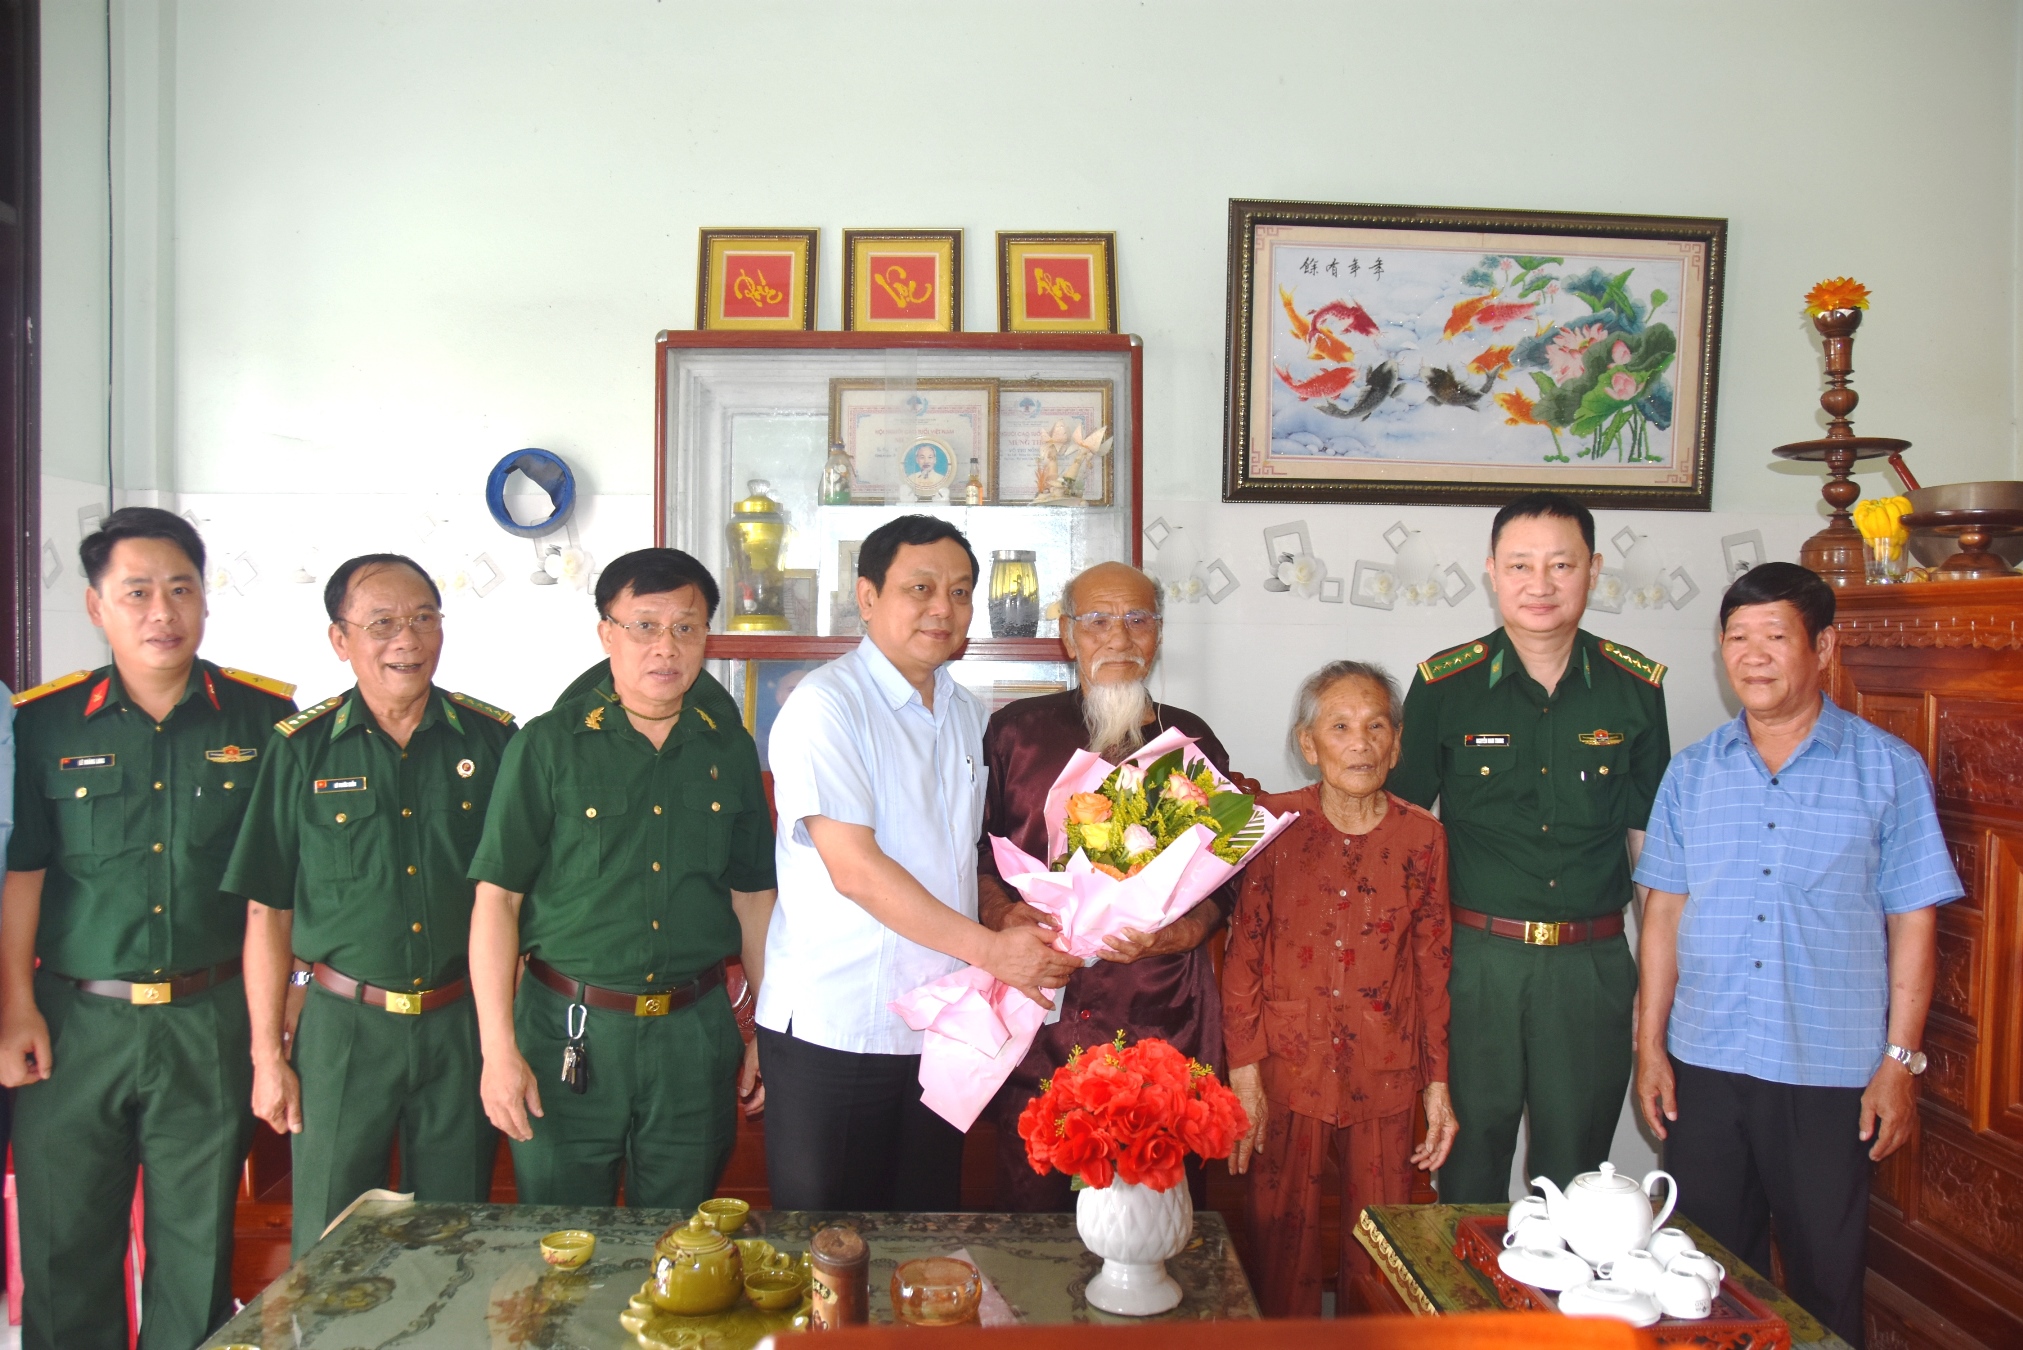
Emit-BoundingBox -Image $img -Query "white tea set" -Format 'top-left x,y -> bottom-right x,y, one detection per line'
1497,1162 -> 1725,1327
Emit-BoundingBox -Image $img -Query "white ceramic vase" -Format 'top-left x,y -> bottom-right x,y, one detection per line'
1075,1177 -> 1191,1316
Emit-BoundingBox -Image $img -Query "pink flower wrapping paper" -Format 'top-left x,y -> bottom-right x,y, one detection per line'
890,728 -> 1297,1130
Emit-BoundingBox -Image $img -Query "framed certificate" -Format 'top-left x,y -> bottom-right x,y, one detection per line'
995,380 -> 1114,506
828,380 -> 997,504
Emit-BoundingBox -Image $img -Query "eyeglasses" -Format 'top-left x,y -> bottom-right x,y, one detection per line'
603,617 -> 705,644
343,613 -> 442,641
1069,609 -> 1161,636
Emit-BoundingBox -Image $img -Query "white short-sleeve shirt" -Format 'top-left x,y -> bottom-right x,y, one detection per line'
757,638 -> 987,1054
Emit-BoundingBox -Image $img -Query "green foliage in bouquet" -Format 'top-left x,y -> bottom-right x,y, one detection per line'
1054,749 -> 1263,878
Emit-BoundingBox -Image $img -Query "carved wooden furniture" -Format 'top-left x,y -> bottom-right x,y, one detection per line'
1826,575 -> 2023,1349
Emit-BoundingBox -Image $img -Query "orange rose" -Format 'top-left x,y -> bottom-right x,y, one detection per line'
1065,793 -> 1114,824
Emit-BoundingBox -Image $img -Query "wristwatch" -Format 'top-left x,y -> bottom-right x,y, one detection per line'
1885,1043 -> 1928,1075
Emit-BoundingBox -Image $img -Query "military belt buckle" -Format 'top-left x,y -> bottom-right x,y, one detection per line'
129,981 -> 172,1005
635,993 -> 670,1017
1525,921 -> 1562,947
383,990 -> 423,1015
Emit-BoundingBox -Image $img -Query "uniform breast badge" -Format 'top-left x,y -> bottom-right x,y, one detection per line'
457,758 -> 475,778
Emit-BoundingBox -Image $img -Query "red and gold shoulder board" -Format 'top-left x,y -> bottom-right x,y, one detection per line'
1600,641 -> 1666,687
218,667 -> 297,700
11,670 -> 92,708
1418,641 -> 1489,684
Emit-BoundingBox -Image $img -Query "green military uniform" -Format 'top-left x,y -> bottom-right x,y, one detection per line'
1388,628 -> 1668,1202
7,660 -> 296,1350
468,662 -> 773,1209
221,685 -> 517,1256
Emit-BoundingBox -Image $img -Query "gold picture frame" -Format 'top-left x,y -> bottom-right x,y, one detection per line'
997,232 -> 1116,333
696,228 -> 818,331
843,229 -> 962,332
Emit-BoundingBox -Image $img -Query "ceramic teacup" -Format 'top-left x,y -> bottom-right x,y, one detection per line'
1558,1279 -> 1660,1326
1667,1249 -> 1726,1295
1594,1248 -> 1665,1295
1502,1216 -> 1566,1252
1645,1227 -> 1698,1266
1506,1195 -> 1551,1229
1656,1267 -> 1714,1319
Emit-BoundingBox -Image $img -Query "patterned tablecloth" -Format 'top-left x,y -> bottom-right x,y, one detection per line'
1353,1203 -> 1852,1350
200,1200 -> 1258,1348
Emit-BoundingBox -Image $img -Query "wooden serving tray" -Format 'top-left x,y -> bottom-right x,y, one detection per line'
1452,1216 -> 1791,1350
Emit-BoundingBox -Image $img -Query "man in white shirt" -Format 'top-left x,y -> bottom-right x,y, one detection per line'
758,515 -> 1079,1210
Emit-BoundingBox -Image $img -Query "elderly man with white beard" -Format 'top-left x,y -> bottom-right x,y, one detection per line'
977,561 -> 1255,1210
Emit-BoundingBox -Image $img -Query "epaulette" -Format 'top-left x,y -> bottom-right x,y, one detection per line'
448,690 -> 514,725
1600,640 -> 1666,687
275,695 -> 343,738
219,667 -> 298,700
11,670 -> 91,707
1418,640 -> 1489,684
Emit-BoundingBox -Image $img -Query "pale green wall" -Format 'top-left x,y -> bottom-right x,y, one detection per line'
44,0 -> 2023,507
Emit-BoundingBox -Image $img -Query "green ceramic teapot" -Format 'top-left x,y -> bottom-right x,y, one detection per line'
651,1214 -> 745,1314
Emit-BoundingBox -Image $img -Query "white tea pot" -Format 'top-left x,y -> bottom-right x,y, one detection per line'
1531,1163 -> 1677,1267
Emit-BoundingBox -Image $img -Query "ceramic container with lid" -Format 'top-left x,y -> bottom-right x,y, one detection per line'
1531,1162 -> 1677,1267
650,1214 -> 745,1314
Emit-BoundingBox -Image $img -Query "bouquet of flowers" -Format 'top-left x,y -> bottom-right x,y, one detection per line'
1018,1033 -> 1250,1192
891,728 -> 1296,1131
1058,747 -> 1270,879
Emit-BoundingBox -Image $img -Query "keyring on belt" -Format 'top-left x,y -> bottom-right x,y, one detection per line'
566,1002 -> 588,1042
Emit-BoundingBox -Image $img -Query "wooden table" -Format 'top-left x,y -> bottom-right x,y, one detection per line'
199,1199 -> 1258,1348
1353,1204 -> 1853,1350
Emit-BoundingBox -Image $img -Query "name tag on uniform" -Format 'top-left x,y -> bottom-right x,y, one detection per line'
59,754 -> 115,769
313,777 -> 368,793
1463,734 -> 1510,748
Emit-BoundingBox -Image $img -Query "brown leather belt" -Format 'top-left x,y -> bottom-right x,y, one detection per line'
527,956 -> 724,1017
312,962 -> 469,1015
1452,906 -> 1624,947
71,958 -> 243,1005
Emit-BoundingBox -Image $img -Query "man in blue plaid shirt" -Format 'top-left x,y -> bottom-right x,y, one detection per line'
1632,562 -> 1958,1349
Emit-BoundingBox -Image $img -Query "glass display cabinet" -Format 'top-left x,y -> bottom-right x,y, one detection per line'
655,331 -> 1143,764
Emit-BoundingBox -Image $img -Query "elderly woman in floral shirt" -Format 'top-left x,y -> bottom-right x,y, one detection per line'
1224,660 -> 1457,1317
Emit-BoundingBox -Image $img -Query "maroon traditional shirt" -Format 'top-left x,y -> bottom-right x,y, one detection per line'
1223,785 -> 1452,1126
979,690 -> 1242,1123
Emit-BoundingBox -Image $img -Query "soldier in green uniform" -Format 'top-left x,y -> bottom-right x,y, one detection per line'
1389,493 -> 1669,1202
225,553 -> 517,1258
0,508 -> 297,1350
469,547 -> 775,1209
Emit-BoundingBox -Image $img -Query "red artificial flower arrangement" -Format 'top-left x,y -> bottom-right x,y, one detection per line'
1017,1033 -> 1251,1193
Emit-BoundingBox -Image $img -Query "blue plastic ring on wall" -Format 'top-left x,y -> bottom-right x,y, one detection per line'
486,448 -> 576,538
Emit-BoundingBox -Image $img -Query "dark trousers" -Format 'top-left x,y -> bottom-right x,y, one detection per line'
1665,1058 -> 1871,1349
290,983 -> 496,1257
14,971 -> 253,1350
508,973 -> 742,1210
1440,924 -> 1638,1202
757,1025 -> 964,1211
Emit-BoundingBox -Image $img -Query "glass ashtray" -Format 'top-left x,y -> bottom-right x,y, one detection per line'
890,1256 -> 982,1327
